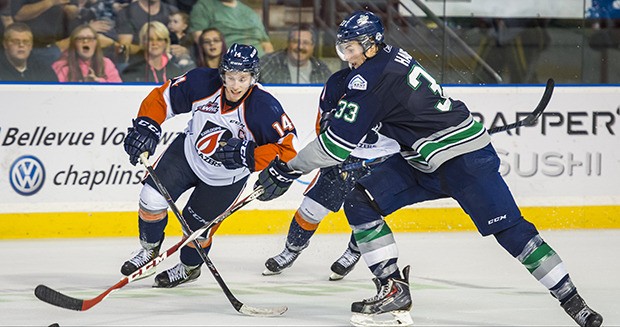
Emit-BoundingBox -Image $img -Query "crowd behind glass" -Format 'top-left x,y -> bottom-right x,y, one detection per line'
1,0 -> 619,85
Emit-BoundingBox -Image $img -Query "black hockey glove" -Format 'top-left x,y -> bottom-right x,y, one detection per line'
319,109 -> 336,133
212,138 -> 256,171
123,116 -> 161,166
254,157 -> 301,201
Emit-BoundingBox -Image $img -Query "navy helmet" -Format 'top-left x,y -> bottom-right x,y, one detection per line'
219,43 -> 260,84
336,10 -> 385,52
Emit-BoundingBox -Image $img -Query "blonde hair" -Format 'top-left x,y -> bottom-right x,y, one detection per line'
139,21 -> 171,54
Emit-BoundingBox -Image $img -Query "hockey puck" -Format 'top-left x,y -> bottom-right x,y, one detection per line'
48,324 -> 59,327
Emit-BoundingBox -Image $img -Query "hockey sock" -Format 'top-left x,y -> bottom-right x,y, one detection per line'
138,214 -> 167,245
180,243 -> 211,267
494,219 -> 577,303
345,186 -> 399,282
518,235 -> 577,303
347,232 -> 360,253
285,211 -> 317,252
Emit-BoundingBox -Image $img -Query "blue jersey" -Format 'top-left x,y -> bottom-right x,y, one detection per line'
320,46 -> 491,172
319,68 -> 400,160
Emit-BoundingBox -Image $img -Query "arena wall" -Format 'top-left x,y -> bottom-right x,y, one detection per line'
1,83 -> 618,238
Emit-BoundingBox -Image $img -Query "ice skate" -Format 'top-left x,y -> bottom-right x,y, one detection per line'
329,247 -> 361,281
561,293 -> 603,327
120,240 -> 162,279
350,266 -> 413,327
153,263 -> 201,288
262,247 -> 301,275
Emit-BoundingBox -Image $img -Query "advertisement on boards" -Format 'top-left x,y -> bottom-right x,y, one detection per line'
0,84 -> 618,214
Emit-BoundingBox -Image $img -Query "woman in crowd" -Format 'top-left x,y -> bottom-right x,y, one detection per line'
122,21 -> 189,82
196,27 -> 226,68
52,24 -> 122,83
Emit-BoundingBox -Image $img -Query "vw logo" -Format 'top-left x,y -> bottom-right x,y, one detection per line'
9,155 -> 46,196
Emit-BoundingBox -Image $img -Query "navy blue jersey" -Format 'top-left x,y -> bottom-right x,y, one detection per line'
319,67 -> 400,160
319,68 -> 351,114
319,46 -> 491,172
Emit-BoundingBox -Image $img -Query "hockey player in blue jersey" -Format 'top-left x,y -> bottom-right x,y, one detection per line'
121,43 -> 298,288
254,11 -> 603,327
262,68 -> 399,280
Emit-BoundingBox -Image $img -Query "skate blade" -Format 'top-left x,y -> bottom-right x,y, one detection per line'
262,268 -> 282,276
350,311 -> 413,327
329,272 -> 345,281
152,276 -> 199,288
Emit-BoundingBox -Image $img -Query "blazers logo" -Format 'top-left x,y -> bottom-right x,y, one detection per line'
348,74 -> 367,90
10,155 -> 45,196
196,122 -> 232,156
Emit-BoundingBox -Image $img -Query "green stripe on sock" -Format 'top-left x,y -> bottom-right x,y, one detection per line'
354,223 -> 392,244
522,243 -> 556,272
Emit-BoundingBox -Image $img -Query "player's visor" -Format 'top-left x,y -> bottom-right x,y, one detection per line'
335,40 -> 364,61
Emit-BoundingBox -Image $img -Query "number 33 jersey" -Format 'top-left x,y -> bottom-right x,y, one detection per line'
136,68 -> 298,185
323,45 -> 491,173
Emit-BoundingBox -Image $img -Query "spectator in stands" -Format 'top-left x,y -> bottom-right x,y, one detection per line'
0,22 -> 57,81
167,11 -> 194,69
0,23 -> 58,82
121,21 -> 187,82
260,24 -> 331,84
115,0 -> 177,58
189,0 -> 272,57
11,0 -> 77,66
195,27 -> 226,68
52,24 -> 122,82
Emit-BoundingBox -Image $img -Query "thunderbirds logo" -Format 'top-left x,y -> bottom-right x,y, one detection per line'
10,155 -> 45,196
357,14 -> 369,25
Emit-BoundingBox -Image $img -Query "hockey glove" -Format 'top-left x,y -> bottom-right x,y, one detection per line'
254,157 -> 301,201
212,138 -> 256,171
319,109 -> 336,133
124,116 -> 161,166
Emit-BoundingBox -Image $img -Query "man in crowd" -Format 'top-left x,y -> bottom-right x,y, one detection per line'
260,24 -> 332,84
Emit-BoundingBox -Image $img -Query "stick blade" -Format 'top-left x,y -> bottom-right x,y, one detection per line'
523,78 -> 555,125
238,304 -> 288,317
35,284 -> 86,311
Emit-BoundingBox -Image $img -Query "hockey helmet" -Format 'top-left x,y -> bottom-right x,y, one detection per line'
219,43 -> 260,84
336,10 -> 384,60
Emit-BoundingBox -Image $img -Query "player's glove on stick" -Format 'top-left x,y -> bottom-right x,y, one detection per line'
212,138 -> 256,171
124,116 -> 161,166
254,157 -> 301,201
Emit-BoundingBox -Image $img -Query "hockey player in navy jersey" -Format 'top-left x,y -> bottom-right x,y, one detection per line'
121,43 -> 298,288
254,11 -> 603,327
262,68 -> 400,280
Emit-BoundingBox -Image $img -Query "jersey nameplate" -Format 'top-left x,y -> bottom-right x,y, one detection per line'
348,74 -> 368,90
394,48 -> 412,67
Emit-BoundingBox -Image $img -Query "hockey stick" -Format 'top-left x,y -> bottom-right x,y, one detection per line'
339,154 -> 392,172
138,153 -> 286,317
340,78 -> 555,172
487,78 -> 554,133
34,180 -> 264,312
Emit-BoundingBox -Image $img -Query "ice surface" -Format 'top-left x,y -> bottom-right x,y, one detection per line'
1,230 -> 617,326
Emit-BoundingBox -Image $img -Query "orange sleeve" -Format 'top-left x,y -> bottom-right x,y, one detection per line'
253,133 -> 297,171
136,80 -> 171,124
314,109 -> 322,136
